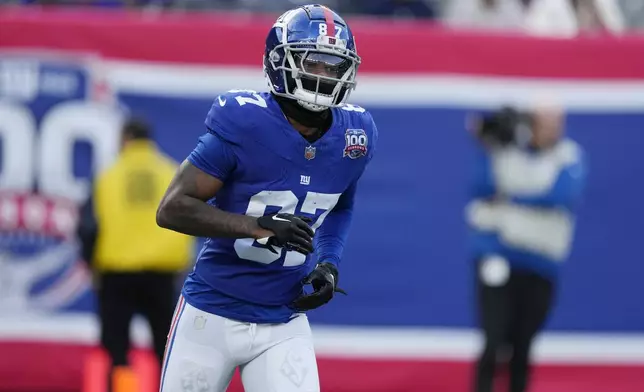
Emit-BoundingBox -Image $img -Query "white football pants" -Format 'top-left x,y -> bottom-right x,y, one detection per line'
159,296 -> 320,392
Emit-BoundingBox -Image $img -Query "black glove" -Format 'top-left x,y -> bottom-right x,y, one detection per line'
256,213 -> 314,255
291,262 -> 347,311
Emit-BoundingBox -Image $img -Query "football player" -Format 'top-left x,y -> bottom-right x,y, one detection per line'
156,4 -> 377,392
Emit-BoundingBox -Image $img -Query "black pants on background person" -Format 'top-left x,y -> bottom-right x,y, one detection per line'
474,259 -> 555,392
98,271 -> 177,368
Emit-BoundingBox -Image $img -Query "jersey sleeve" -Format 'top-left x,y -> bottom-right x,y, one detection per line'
362,109 -> 379,163
192,90 -> 267,179
314,179 -> 358,267
204,96 -> 232,140
204,90 -> 264,145
187,132 -> 237,181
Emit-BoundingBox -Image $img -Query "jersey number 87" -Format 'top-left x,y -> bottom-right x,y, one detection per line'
234,190 -> 341,267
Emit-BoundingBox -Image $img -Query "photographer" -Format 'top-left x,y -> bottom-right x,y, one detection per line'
465,103 -> 587,392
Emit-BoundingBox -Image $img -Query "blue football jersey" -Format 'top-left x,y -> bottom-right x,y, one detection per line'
182,90 -> 377,324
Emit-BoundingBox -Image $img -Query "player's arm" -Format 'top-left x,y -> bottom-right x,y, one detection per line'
315,179 -> 357,267
156,160 -> 270,239
293,114 -> 378,310
291,180 -> 357,311
157,132 -> 313,253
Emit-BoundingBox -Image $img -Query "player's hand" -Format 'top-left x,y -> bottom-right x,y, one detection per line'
256,213 -> 314,255
291,262 -> 347,311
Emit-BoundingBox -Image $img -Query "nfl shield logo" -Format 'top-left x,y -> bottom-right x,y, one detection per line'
305,145 -> 316,160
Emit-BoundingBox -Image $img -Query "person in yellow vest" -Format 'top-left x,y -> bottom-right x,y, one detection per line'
77,117 -> 194,392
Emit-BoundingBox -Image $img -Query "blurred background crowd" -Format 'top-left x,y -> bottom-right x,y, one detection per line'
0,0 -> 642,36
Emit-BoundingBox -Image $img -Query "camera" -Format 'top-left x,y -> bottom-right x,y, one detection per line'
476,106 -> 532,147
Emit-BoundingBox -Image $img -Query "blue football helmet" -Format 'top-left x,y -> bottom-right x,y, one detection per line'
263,4 -> 361,112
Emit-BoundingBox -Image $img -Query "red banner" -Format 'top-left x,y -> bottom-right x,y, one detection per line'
1,7 -> 644,78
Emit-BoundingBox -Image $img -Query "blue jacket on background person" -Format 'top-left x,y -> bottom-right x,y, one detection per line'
466,106 -> 588,281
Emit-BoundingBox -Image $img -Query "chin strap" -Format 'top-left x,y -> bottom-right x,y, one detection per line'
273,94 -> 332,130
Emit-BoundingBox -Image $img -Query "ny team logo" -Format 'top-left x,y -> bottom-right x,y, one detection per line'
343,129 -> 368,159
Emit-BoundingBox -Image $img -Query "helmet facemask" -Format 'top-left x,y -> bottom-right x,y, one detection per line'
266,35 -> 360,112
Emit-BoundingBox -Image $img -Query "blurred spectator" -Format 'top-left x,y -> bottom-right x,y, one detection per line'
575,0 -> 625,34
172,0 -> 238,11
77,117 -> 194,392
171,0 -> 342,13
443,0 -> 626,36
358,0 -> 437,19
443,0 -> 525,31
12,0 -> 170,7
619,0 -> 644,29
524,0 -> 579,37
466,102 -> 587,392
